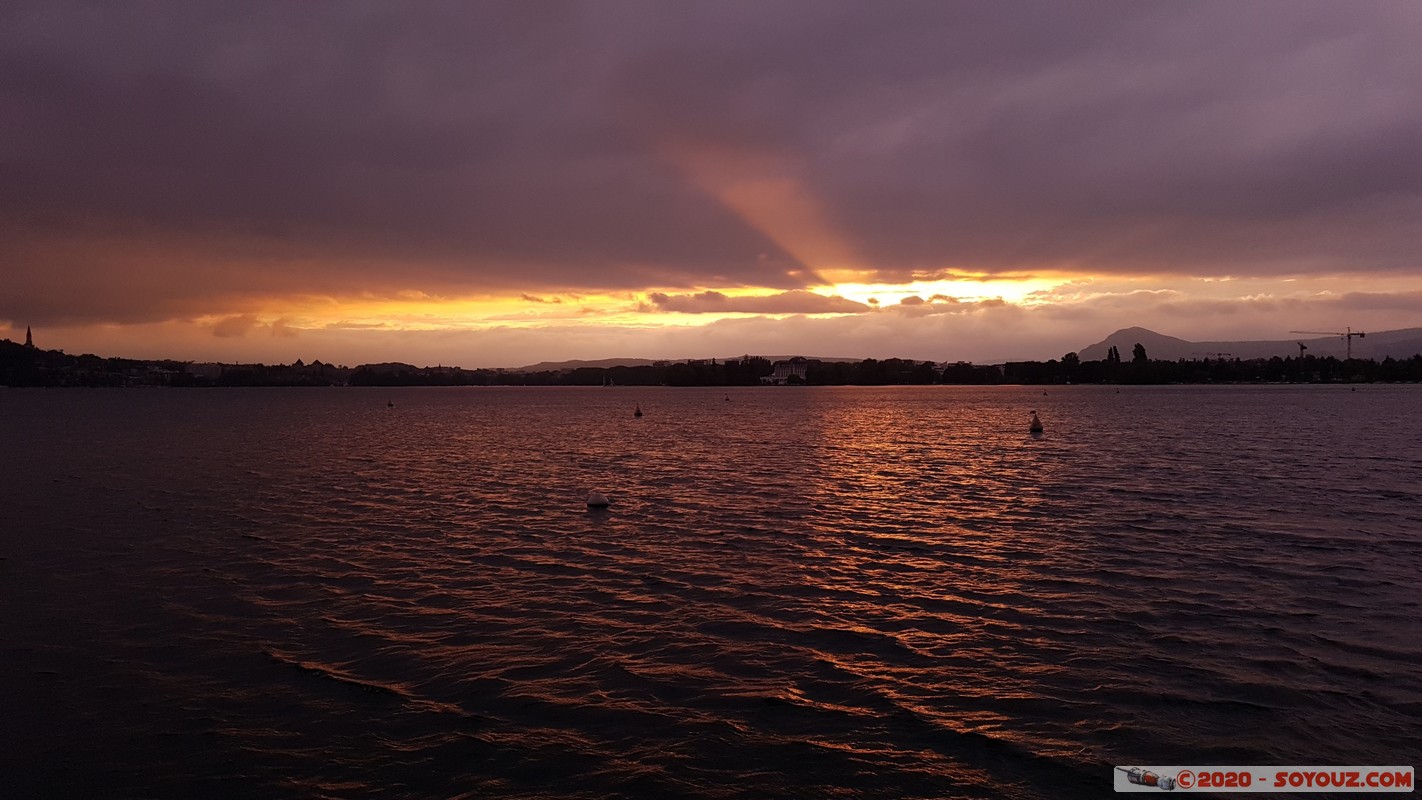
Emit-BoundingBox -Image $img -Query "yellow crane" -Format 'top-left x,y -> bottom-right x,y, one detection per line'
1290,327 -> 1366,360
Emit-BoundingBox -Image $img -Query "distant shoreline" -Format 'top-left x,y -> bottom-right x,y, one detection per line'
5,336 -> 1421,388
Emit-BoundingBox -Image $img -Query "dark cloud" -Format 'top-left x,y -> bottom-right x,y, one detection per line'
211,314 -> 261,338
874,295 -> 1017,318
1333,290 -> 1422,312
645,289 -> 868,314
2,0 -> 1420,328
210,313 -> 296,338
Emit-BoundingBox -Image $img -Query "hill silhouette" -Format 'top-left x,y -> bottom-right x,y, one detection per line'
1079,327 -> 1422,361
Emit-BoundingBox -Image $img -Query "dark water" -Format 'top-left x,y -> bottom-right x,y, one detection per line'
2,385 -> 1419,799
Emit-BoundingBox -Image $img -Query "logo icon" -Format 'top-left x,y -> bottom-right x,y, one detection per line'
1117,766 -> 1177,791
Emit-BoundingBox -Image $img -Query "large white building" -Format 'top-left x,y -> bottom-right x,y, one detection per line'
762,357 -> 809,385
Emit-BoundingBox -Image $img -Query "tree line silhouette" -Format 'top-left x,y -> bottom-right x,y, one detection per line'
4,337 -> 1421,387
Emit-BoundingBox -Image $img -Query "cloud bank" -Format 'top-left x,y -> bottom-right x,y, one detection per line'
2,0 -> 1419,361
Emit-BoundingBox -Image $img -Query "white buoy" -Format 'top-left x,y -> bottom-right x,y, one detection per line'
1029,411 -> 1044,434
586,491 -> 610,508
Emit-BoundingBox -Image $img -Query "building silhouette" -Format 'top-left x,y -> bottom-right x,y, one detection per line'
762,356 -> 809,385
24,325 -> 33,348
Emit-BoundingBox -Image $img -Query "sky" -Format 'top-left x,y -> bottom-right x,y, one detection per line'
3,1 -> 1421,368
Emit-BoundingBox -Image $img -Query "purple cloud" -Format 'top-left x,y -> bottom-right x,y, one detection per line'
2,0 -> 1419,337
645,290 -> 869,314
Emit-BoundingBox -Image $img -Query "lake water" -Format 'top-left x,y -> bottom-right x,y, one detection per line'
2,385 -> 1419,798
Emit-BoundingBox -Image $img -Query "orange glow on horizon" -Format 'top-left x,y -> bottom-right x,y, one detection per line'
824,276 -> 1067,306
190,284 -> 884,337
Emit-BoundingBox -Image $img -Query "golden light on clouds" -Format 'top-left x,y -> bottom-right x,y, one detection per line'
192,292 -> 615,336
173,266 -> 1422,352
652,138 -> 1092,313
828,277 -> 1065,307
196,287 -> 792,338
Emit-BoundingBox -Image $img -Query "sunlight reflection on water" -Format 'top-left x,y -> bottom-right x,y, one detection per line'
2,385 -> 1420,799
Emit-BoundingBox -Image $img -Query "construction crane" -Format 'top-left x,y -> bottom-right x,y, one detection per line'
1290,327 -> 1366,360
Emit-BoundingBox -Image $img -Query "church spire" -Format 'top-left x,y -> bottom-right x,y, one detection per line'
24,325 -> 33,348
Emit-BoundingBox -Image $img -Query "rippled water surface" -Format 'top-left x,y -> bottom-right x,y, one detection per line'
3,385 -> 1420,798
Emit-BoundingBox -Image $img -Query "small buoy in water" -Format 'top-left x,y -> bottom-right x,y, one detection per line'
1029,411 -> 1044,434
586,491 -> 610,508
634,404 -> 643,417
387,400 -> 395,407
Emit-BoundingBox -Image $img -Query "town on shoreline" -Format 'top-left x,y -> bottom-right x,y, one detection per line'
4,336 -> 1420,388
